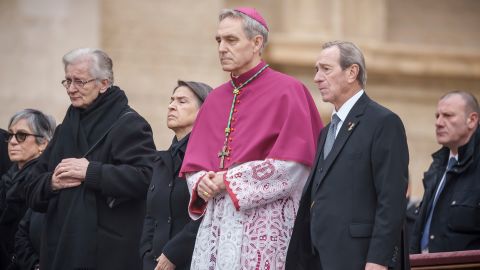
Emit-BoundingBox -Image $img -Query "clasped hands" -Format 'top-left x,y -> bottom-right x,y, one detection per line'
51,158 -> 89,191
197,171 -> 226,201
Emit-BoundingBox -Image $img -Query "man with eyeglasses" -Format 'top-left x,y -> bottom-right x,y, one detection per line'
24,48 -> 157,270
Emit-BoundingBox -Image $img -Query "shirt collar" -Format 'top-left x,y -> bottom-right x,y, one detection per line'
332,89 -> 364,122
449,152 -> 458,161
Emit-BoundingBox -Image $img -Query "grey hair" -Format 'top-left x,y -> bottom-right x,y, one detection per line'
174,80 -> 213,107
8,109 -> 56,144
219,9 -> 268,54
441,90 -> 480,115
322,41 -> 367,89
63,48 -> 114,86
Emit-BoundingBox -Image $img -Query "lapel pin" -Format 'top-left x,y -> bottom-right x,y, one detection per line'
347,122 -> 355,131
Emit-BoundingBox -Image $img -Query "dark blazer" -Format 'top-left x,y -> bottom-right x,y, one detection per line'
286,94 -> 409,270
410,127 -> 480,253
140,138 -> 201,270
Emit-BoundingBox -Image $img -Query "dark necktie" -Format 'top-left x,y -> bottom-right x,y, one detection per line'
323,114 -> 341,159
420,156 -> 457,252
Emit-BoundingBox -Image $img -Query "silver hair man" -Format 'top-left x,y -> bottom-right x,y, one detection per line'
62,48 -> 114,86
322,41 -> 367,89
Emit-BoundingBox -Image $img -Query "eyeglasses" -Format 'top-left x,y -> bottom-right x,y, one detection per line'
6,132 -> 43,143
61,78 -> 97,89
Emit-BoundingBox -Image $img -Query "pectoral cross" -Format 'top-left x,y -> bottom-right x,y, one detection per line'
218,145 -> 230,169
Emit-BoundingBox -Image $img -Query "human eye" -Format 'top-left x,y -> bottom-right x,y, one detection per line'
73,79 -> 84,86
222,35 -> 236,44
6,132 -> 14,142
323,66 -> 332,73
16,132 -> 28,142
61,79 -> 72,88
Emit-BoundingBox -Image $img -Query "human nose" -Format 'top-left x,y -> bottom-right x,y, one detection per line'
8,134 -> 19,145
66,83 -> 78,93
435,116 -> 444,127
314,70 -> 324,83
218,40 -> 227,53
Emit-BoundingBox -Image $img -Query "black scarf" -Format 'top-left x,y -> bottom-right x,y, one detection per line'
43,86 -> 129,270
169,134 -> 189,175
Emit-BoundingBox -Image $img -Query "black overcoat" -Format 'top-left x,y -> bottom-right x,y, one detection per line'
140,137 -> 200,270
0,159 -> 37,269
24,87 -> 157,270
14,209 -> 44,270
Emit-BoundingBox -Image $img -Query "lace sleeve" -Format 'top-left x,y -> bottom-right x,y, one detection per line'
224,159 -> 309,211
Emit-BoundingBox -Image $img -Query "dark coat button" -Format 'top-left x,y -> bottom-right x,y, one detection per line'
167,217 -> 172,223
168,182 -> 173,188
150,184 -> 155,191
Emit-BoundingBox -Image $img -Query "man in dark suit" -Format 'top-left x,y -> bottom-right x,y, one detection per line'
410,91 -> 480,254
286,41 -> 409,270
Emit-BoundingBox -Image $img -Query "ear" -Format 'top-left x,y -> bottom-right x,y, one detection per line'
99,79 -> 110,94
346,64 -> 360,84
467,112 -> 479,129
252,35 -> 264,54
38,140 -> 48,153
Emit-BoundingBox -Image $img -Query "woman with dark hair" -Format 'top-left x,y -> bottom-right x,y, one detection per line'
0,109 -> 55,269
140,80 -> 212,270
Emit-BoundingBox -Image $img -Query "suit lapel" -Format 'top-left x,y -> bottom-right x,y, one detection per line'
302,128 -> 328,196
312,94 -> 370,194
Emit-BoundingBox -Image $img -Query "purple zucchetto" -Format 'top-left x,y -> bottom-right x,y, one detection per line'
234,7 -> 269,31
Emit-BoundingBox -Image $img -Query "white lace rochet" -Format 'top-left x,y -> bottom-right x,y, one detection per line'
186,159 -> 309,270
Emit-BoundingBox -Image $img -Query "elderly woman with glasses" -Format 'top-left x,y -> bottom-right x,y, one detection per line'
0,109 -> 55,270
23,48 -> 157,270
139,80 -> 212,270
